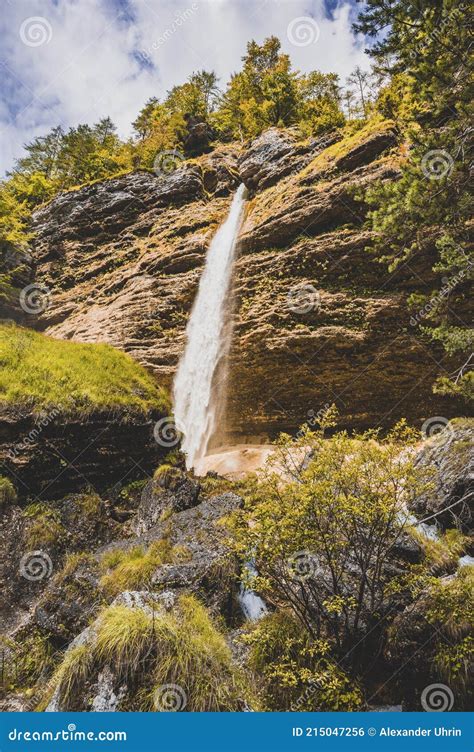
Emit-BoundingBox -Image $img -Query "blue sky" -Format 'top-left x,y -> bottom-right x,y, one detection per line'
0,0 -> 369,175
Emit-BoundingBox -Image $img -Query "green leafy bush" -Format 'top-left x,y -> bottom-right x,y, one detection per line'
231,409 -> 428,655
243,611 -> 362,711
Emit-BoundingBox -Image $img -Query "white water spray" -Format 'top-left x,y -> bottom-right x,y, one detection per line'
173,184 -> 247,470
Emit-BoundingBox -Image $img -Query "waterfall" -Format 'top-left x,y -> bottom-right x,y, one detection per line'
173,184 -> 247,471
238,561 -> 268,621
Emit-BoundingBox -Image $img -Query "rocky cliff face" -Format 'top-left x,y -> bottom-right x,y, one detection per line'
0,404 -> 164,501
30,147 -> 239,378
28,124 -> 462,440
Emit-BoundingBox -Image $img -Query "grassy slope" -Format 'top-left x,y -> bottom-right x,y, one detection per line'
0,323 -> 169,415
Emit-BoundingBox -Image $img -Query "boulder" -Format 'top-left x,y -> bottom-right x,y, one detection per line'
411,419 -> 473,533
134,469 -> 201,534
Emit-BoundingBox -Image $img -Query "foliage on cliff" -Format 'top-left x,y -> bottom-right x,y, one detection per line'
359,0 -> 472,399
0,323 -> 169,415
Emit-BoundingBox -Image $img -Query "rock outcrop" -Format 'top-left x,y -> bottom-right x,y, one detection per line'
412,419 -> 473,533
0,404 -> 165,502
24,123 -> 464,440
134,467 -> 201,534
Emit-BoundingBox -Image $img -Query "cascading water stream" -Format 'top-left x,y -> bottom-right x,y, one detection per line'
173,183 -> 247,471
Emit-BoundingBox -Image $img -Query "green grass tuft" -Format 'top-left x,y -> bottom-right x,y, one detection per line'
95,605 -> 154,679
99,540 -> 175,597
411,526 -> 470,571
22,503 -> 66,550
0,476 -> 17,506
50,594 -> 250,711
53,643 -> 95,708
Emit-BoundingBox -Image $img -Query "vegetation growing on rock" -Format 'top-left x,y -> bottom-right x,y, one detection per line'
0,477 -> 16,507
243,611 -> 362,711
0,323 -> 169,415
50,594 -> 249,712
99,540 -> 187,597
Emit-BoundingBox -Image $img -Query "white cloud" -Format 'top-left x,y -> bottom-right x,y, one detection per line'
0,0 -> 370,175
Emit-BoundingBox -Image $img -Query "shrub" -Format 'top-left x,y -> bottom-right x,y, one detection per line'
0,632 -> 52,692
243,611 -> 362,711
426,566 -> 473,640
231,410 -> 428,657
